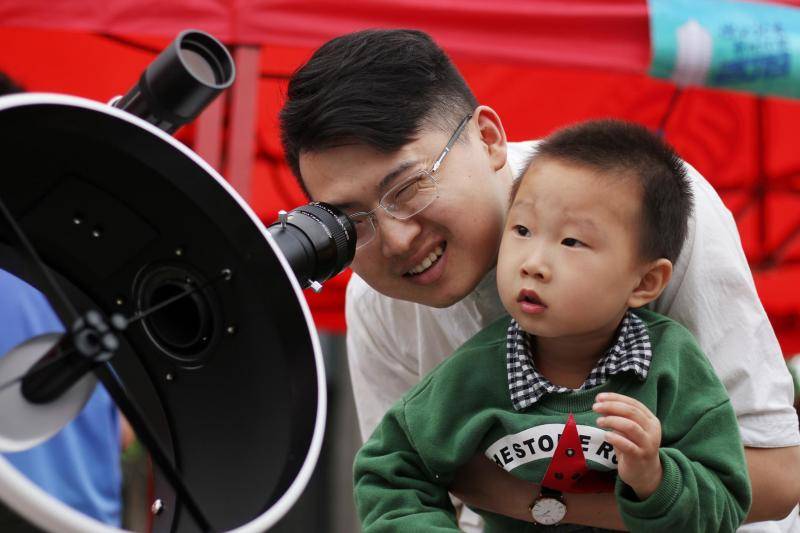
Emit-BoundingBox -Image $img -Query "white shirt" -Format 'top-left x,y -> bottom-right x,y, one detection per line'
346,141 -> 800,532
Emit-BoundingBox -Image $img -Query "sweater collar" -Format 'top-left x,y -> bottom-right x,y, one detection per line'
506,311 -> 652,411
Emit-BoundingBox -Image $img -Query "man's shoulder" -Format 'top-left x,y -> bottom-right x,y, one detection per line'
452,314 -> 512,355
635,308 -> 701,351
403,315 -> 512,404
634,308 -> 719,381
345,272 -> 379,302
345,273 -> 419,318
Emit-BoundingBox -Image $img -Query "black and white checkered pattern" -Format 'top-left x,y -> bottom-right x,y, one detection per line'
507,311 -> 652,411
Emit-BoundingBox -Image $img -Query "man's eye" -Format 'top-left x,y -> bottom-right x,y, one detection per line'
513,225 -> 531,237
561,237 -> 584,247
389,178 -> 422,206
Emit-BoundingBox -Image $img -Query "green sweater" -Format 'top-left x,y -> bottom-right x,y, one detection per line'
354,309 -> 751,532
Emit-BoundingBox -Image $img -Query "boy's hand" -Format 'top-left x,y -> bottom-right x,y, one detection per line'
593,392 -> 663,500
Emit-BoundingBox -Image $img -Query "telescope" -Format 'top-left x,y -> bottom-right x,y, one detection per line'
0,30 -> 355,532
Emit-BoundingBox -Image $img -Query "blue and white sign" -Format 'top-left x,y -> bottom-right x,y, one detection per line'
649,0 -> 800,98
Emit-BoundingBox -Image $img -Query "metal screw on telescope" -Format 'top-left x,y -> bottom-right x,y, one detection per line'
151,499 -> 165,515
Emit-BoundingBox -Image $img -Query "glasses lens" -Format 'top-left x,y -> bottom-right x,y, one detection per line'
383,173 -> 439,219
350,214 -> 375,249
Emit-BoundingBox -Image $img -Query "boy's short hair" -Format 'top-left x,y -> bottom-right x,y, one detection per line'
280,29 -> 478,197
512,119 -> 693,264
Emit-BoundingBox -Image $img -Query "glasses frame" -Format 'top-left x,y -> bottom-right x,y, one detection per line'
350,113 -> 473,249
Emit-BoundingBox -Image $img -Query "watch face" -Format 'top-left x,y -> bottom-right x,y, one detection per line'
532,496 -> 566,526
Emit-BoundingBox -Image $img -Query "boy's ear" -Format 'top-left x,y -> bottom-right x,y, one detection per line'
474,105 -> 507,172
627,258 -> 673,308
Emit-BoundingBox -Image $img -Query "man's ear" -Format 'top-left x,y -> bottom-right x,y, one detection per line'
628,258 -> 673,308
474,105 -> 507,172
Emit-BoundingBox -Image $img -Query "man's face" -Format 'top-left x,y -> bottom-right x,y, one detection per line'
299,121 -> 510,307
497,158 -> 645,340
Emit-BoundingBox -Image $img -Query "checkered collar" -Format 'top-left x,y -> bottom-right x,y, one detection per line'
506,311 -> 652,411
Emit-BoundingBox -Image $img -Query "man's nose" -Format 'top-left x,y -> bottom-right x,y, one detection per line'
378,213 -> 422,257
521,247 -> 551,282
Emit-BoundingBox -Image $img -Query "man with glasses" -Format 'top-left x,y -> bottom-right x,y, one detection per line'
348,113 -> 472,251
280,29 -> 800,531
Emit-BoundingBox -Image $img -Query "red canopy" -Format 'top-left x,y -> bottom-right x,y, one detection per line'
0,0 -> 651,70
1,1 -> 799,355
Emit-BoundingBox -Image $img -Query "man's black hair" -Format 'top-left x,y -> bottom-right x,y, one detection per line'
280,29 -> 478,197
512,119 -> 693,264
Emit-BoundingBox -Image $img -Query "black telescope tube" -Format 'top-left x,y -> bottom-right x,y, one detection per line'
267,203 -> 356,288
114,30 -> 235,133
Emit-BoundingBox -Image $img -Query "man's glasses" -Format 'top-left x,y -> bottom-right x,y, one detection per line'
349,113 -> 473,249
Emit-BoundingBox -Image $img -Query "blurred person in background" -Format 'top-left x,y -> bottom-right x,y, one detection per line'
0,269 -> 122,530
0,73 -> 123,530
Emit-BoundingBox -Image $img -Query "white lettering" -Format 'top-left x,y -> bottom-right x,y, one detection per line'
484,424 -> 617,472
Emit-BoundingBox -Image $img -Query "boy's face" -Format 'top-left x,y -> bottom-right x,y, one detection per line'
497,158 -> 646,339
299,119 -> 510,307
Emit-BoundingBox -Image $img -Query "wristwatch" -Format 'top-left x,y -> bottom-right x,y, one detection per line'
529,486 -> 566,526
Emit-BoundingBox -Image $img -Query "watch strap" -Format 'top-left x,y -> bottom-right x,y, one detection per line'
539,486 -> 563,500
528,485 -> 564,512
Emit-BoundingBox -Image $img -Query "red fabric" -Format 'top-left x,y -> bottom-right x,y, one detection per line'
4,0 -> 798,70
0,0 -> 233,41
240,0 -> 651,72
1,4 -> 799,350
0,1 -> 649,71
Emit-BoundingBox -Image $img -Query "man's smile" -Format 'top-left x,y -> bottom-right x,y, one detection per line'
405,243 -> 445,276
401,241 -> 448,285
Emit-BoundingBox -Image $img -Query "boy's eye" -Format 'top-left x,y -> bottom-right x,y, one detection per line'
513,225 -> 531,237
561,237 -> 584,247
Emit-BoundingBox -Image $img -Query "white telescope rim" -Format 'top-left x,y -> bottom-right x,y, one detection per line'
0,92 -> 327,533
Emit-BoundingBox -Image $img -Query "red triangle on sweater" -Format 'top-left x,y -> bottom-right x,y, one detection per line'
539,414 -> 616,493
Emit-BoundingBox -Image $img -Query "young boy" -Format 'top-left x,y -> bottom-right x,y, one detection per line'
353,120 -> 751,532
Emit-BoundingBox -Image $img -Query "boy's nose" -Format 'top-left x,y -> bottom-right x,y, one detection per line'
379,214 -> 422,258
521,253 -> 551,282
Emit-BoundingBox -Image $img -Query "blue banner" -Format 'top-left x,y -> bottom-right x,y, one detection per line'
649,0 -> 800,99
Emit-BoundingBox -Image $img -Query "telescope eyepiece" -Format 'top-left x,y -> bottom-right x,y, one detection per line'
267,202 -> 356,289
111,31 -> 356,289
114,30 -> 235,134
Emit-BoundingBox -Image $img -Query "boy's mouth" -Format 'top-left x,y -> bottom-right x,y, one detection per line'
517,289 -> 547,313
404,242 -> 446,277
517,289 -> 543,304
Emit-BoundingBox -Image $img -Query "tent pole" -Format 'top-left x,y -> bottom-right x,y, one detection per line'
225,45 -> 261,202
195,97 -> 225,172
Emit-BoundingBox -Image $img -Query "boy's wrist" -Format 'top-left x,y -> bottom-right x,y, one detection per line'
616,450 -> 683,521
630,457 -> 663,500
517,481 -> 541,521
562,491 -> 627,529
